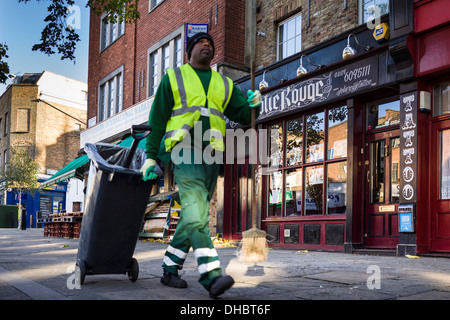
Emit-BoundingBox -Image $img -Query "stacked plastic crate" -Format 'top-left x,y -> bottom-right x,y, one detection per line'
41,211 -> 83,238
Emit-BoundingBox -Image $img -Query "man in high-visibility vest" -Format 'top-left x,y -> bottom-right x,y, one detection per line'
141,32 -> 261,298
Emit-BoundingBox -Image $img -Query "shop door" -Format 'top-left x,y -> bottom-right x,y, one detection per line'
230,159 -> 251,240
431,121 -> 450,252
364,130 -> 400,248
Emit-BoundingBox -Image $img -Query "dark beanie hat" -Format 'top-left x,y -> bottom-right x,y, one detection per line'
186,32 -> 215,60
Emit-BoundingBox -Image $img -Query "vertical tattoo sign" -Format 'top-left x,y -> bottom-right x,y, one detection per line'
399,92 -> 417,203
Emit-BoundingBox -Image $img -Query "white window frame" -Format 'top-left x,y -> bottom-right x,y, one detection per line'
277,13 -> 302,61
98,66 -> 124,122
359,0 -> 390,25
149,0 -> 164,12
100,11 -> 125,52
147,26 -> 185,97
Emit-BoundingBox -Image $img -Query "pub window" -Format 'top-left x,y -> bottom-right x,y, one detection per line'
266,105 -> 348,217
433,81 -> 450,117
359,0 -> 389,24
328,105 -> 348,159
366,98 -> 400,130
286,118 -> 302,166
277,13 -> 302,60
306,111 -> 324,163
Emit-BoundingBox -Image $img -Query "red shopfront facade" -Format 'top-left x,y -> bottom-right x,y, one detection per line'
413,0 -> 450,254
222,0 -> 450,255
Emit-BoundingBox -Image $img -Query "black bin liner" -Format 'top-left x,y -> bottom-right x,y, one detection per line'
77,139 -> 158,278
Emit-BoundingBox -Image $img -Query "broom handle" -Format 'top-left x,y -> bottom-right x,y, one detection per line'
250,59 -> 258,229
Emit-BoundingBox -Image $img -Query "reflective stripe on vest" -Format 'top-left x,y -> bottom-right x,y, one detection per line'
165,64 -> 233,152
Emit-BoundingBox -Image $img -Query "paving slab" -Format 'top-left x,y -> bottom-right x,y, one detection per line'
1,228 -> 450,304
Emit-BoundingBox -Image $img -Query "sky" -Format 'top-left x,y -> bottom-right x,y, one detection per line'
0,0 -> 90,96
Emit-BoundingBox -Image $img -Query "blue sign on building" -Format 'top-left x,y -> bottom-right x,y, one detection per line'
186,23 -> 209,45
399,212 -> 413,232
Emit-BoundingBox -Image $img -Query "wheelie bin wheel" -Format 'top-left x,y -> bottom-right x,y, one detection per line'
127,258 -> 139,282
76,259 -> 86,285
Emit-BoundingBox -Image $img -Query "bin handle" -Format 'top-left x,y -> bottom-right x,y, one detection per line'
123,125 -> 152,169
131,125 -> 152,141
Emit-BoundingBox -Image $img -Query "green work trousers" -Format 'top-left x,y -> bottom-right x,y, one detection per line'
162,149 -> 222,289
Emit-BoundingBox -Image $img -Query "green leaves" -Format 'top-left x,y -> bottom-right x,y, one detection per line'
33,0 -> 80,60
0,43 -> 10,84
19,0 -> 140,60
1,0 -> 141,83
88,0 -> 140,24
1,147 -> 41,193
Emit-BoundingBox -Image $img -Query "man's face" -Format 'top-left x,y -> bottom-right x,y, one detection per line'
190,38 -> 213,64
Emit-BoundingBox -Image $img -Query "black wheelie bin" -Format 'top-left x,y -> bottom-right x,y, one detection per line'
75,125 -> 159,285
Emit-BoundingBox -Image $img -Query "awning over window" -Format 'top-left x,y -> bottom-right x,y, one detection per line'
39,135 -> 147,189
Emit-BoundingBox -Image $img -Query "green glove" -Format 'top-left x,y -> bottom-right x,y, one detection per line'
247,90 -> 262,108
140,158 -> 158,181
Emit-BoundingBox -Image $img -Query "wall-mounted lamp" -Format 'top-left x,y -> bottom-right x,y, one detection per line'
257,31 -> 266,37
297,55 -> 324,77
259,70 -> 269,90
342,34 -> 372,60
258,70 -> 286,90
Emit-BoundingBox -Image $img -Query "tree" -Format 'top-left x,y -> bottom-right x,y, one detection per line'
0,0 -> 141,84
0,147 -> 41,227
0,43 -> 10,84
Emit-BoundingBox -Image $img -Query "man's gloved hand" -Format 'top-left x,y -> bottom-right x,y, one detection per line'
140,158 -> 158,181
247,90 -> 262,108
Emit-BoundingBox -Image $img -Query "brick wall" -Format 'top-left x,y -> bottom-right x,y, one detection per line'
88,0 -> 247,112
0,84 -> 86,175
34,99 -> 86,172
256,0 -> 358,68
87,12 -> 136,121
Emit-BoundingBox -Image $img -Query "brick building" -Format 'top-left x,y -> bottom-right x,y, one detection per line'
0,71 -> 87,227
82,0 -> 251,236
81,0 -> 450,255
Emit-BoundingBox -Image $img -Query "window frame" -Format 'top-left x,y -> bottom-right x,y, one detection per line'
147,26 -> 185,97
149,0 -> 164,12
100,11 -> 125,52
366,97 -> 401,131
433,81 -> 450,117
4,112 -> 8,136
265,105 -> 348,218
97,65 -> 124,123
359,0 -> 390,25
277,12 -> 302,61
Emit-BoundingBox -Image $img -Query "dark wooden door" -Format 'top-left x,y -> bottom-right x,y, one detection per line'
364,130 -> 400,248
431,120 -> 450,252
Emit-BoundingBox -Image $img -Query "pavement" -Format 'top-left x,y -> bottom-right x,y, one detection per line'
1,228 -> 450,311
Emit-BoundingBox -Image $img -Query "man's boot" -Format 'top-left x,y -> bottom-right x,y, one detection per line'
208,275 -> 234,298
160,268 -> 188,288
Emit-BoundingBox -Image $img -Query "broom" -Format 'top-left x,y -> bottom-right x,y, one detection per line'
239,59 -> 267,263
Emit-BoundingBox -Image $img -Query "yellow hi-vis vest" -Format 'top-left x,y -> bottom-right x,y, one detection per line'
165,64 -> 233,152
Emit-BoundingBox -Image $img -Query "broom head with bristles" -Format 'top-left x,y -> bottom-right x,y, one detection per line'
239,228 -> 267,263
